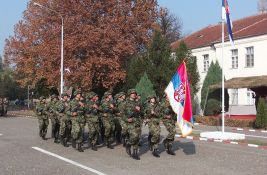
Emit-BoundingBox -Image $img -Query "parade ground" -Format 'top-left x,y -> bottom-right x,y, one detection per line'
0,114 -> 266,175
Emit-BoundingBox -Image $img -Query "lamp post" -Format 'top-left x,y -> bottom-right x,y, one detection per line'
33,2 -> 64,95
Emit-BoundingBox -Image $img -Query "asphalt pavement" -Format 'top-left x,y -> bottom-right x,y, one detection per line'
0,116 -> 266,175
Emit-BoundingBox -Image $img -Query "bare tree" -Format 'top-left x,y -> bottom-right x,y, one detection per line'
258,0 -> 267,13
157,7 -> 183,44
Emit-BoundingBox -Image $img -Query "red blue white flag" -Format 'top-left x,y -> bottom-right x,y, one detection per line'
165,62 -> 193,137
222,0 -> 234,46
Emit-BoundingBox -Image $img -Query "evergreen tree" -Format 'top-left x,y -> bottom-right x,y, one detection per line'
201,60 -> 229,115
135,72 -> 156,103
175,41 -> 200,96
255,97 -> 267,128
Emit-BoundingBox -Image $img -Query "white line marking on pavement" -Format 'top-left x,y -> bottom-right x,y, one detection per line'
230,141 -> 238,145
236,128 -> 244,131
245,134 -> 267,139
0,133 -> 2,136
247,144 -> 259,148
199,137 -> 208,141
186,136 -> 193,140
249,129 -> 256,132
32,147 -> 107,175
214,139 -> 223,143
261,130 -> 267,133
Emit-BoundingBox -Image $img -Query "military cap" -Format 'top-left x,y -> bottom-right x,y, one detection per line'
127,89 -> 137,95
39,96 -> 45,100
103,91 -> 112,97
51,94 -> 58,99
86,92 -> 97,99
73,89 -> 82,96
61,92 -> 69,97
147,95 -> 156,100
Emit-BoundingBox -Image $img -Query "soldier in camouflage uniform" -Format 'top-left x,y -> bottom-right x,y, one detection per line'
58,93 -> 70,147
160,94 -> 176,155
101,91 -> 115,149
69,90 -> 84,152
125,89 -> 141,160
3,98 -> 9,116
114,92 -> 126,144
145,95 -> 161,158
35,96 -> 49,140
48,94 -> 59,141
85,92 -> 100,151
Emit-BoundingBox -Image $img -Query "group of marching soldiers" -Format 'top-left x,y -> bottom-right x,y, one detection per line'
35,88 -> 177,160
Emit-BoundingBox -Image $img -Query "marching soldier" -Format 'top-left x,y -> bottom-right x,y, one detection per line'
114,92 -> 126,144
35,96 -> 49,140
58,93 -> 70,147
145,95 -> 161,158
69,90 -> 84,152
125,89 -> 141,160
85,92 -> 100,151
3,98 -> 9,116
48,94 -> 59,141
101,91 -> 115,149
161,94 -> 176,155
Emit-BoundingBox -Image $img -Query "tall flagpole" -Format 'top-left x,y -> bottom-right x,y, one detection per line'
221,12 -> 225,133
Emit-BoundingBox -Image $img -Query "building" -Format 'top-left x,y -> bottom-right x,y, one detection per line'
171,13 -> 267,115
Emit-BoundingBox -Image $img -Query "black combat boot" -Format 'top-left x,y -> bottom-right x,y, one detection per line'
51,127 -> 55,138
39,130 -> 42,137
77,143 -> 84,152
132,149 -> 140,160
107,141 -> 114,149
72,139 -> 76,148
167,144 -> 175,155
126,143 -> 131,156
148,134 -> 152,151
152,149 -> 160,158
91,144 -> 97,151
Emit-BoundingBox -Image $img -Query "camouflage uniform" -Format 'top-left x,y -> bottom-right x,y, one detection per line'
145,95 -> 161,157
125,89 -> 141,160
100,91 -> 115,149
114,92 -> 126,144
160,97 -> 176,155
69,90 -> 84,152
57,93 -> 71,147
35,96 -> 49,140
3,98 -> 8,116
85,92 -> 100,151
48,95 -> 59,141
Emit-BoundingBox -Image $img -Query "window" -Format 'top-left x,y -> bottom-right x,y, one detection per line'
231,89 -> 238,105
246,47 -> 254,67
203,54 -> 209,72
231,49 -> 238,69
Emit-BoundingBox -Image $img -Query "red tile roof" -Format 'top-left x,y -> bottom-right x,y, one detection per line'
171,13 -> 267,50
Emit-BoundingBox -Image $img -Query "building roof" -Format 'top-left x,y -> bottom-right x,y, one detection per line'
210,76 -> 267,89
171,13 -> 267,50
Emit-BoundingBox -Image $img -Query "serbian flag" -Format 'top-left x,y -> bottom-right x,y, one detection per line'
165,62 -> 193,137
222,0 -> 234,46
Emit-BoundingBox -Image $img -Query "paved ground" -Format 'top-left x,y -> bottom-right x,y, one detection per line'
0,116 -> 266,175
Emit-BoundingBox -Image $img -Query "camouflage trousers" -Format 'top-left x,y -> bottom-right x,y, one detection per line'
59,115 -> 71,138
148,119 -> 160,150
114,117 -> 122,142
38,116 -> 49,137
127,121 -> 142,150
50,115 -> 60,138
102,117 -> 115,143
162,119 -> 176,146
86,116 -> 100,145
71,117 -> 83,144
121,118 -> 128,136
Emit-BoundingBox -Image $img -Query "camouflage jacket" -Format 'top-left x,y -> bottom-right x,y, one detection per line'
84,100 -> 100,116
35,101 -> 47,117
144,102 -> 161,121
115,99 -> 126,118
69,98 -> 84,117
100,99 -> 115,117
160,99 -> 176,121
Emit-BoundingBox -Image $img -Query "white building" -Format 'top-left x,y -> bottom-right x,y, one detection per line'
171,13 -> 267,115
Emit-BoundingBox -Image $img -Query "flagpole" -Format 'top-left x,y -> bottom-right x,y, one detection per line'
221,13 -> 225,133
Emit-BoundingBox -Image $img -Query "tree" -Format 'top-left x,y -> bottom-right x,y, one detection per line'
4,0 -> 158,91
258,0 -> 267,13
255,97 -> 267,128
201,61 -> 229,115
0,55 -> 3,71
135,72 -> 156,103
157,7 -> 182,44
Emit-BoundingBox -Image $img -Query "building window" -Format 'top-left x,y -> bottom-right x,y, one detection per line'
231,89 -> 238,105
246,47 -> 254,67
231,49 -> 238,69
203,54 -> 209,72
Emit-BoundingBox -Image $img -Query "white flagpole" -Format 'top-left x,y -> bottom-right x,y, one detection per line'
221,12 -> 225,133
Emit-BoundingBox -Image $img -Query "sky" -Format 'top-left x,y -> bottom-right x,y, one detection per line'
0,0 -> 259,56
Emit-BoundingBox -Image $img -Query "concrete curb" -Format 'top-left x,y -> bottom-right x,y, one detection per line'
233,127 -> 267,134
175,134 -> 267,150
8,113 -> 35,118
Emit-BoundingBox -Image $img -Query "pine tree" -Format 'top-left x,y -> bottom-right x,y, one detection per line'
201,60 -> 229,115
135,72 -> 156,103
255,97 -> 267,128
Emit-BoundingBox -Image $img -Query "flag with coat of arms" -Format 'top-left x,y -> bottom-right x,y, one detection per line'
165,62 -> 193,137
